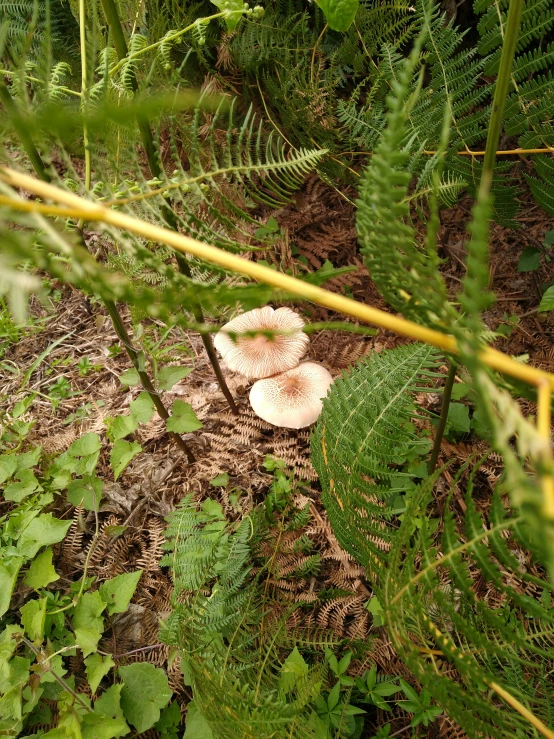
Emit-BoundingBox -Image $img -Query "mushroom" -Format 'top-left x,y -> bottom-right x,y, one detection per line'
213,306 -> 309,378
249,362 -> 333,429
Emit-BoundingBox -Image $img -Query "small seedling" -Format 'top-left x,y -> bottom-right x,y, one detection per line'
397,680 -> 442,727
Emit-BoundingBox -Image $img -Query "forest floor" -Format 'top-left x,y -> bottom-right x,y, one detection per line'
1,171 -> 553,737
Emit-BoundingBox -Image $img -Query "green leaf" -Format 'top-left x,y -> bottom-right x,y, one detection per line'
445,403 -> 471,435
99,571 -> 142,615
517,246 -> 541,272
20,598 -> 47,642
155,701 -> 181,735
82,712 -> 130,739
327,682 -> 340,711
539,285 -> 554,312
129,392 -> 156,424
209,472 -> 229,488
450,382 -> 470,401
119,368 -> 140,386
108,415 -> 139,442
365,596 -> 385,627
279,647 -> 309,694
74,591 -> 106,654
85,653 -> 116,695
166,401 -> 202,434
67,476 -> 103,511
4,469 -> 41,502
315,0 -> 358,31
183,701 -> 214,739
24,548 -> 60,589
544,229 -> 554,246
119,663 -> 172,733
94,684 -> 126,722
15,447 -> 42,470
0,558 -> 24,617
157,366 -> 193,391
0,455 -> 19,484
18,515 -> 72,558
110,440 -> 142,481
209,0 -> 244,30
75,626 -> 103,659
69,433 -> 101,457
74,591 -> 106,632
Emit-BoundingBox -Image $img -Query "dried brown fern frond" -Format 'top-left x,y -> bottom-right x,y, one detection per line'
60,506 -> 86,575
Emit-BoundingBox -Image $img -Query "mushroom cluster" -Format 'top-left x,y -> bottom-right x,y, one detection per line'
214,307 -> 333,429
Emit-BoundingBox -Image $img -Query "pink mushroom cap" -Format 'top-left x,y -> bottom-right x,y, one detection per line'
213,306 -> 309,378
249,362 -> 333,429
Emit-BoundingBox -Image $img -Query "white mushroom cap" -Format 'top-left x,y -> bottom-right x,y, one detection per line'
213,306 -> 309,378
250,362 -> 333,429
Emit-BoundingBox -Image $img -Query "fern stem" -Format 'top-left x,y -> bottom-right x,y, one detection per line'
427,363 -> 456,475
106,11 -> 241,79
4,168 -> 554,392
78,0 -> 91,192
100,0 -> 237,415
103,300 -> 196,463
0,83 -> 51,183
424,147 -> 554,157
487,681 -> 554,739
481,0 -> 525,184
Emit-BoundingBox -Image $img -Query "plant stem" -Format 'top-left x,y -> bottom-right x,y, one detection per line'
19,636 -> 92,712
100,0 -> 237,414
481,0 -> 524,189
175,255 -> 238,414
428,363 -> 457,475
78,0 -> 91,193
103,300 -> 195,462
0,83 -> 51,182
0,83 -> 191,455
5,168 -> 554,392
429,0 -> 525,475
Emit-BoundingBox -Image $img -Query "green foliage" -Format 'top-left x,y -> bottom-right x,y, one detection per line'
311,22 -> 554,733
312,344 -> 442,572
160,470 -> 348,738
119,663 -> 172,732
315,0 -> 359,32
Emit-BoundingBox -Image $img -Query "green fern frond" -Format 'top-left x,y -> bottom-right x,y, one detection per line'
311,343 -> 444,573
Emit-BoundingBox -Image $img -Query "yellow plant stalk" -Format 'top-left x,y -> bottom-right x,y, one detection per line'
2,165 -> 554,392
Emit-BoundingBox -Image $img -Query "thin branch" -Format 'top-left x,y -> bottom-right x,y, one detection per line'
18,636 -> 92,712
428,363 -> 457,475
3,168 -> 554,393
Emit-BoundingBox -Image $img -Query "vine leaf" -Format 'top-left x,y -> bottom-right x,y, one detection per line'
183,701 -> 214,739
24,547 -> 60,589
110,440 -> 142,481
67,476 -> 103,511
129,392 -> 156,424
166,401 -> 202,434
20,597 -> 47,643
81,712 -> 130,739
73,592 -> 107,658
17,515 -> 72,558
158,366 -> 193,391
119,663 -> 173,733
86,653 -> 116,695
99,571 -> 142,615
315,0 -> 359,32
